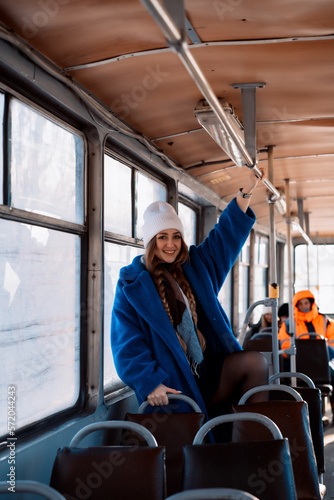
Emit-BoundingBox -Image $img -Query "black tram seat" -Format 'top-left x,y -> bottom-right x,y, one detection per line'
232,385 -> 322,500
124,394 -> 205,496
295,335 -> 333,411
270,372 -> 325,477
244,331 -> 286,373
242,327 -> 273,351
0,480 -> 66,499
182,413 -> 297,500
50,421 -> 166,500
244,332 -> 273,352
165,487 -> 260,499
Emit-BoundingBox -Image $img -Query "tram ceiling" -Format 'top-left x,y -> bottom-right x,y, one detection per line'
0,0 -> 334,239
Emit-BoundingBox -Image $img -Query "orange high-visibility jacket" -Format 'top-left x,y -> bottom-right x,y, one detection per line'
278,289 -> 334,350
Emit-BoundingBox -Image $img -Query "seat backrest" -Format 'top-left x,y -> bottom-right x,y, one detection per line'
295,386 -> 325,474
50,421 -> 166,500
125,394 -> 205,496
232,386 -> 321,500
244,336 -> 273,352
295,338 -> 331,384
269,372 -> 325,474
165,487 -> 260,499
0,480 -> 66,499
182,413 -> 297,500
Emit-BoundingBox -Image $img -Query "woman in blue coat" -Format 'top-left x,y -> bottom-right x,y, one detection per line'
111,170 -> 268,419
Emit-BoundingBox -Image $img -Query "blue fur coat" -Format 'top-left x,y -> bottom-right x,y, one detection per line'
110,199 -> 255,415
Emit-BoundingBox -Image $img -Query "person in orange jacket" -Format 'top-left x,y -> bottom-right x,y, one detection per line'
278,290 -> 334,350
279,290 -> 334,418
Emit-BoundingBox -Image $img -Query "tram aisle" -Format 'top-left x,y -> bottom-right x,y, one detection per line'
324,405 -> 334,497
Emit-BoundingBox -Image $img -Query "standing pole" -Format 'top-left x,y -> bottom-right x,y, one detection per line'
268,146 -> 277,285
267,146 -> 279,379
285,179 -> 297,377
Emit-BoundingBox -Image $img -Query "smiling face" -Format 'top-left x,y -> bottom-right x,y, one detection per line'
154,229 -> 182,264
263,312 -> 272,324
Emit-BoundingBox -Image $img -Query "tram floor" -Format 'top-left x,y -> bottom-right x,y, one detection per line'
323,401 -> 334,497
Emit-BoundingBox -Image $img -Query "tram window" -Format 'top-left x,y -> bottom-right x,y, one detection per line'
255,234 -> 269,265
135,172 -> 167,240
0,219 -> 81,436
218,270 -> 232,321
103,161 -> 167,391
253,234 -> 269,323
240,235 -> 250,263
239,264 -> 249,328
104,242 -> 143,389
295,243 -> 334,314
0,92 -> 3,205
104,154 -> 167,239
178,202 -> 197,246
104,156 -> 132,236
282,242 -> 290,303
238,235 -> 251,327
9,98 -> 84,224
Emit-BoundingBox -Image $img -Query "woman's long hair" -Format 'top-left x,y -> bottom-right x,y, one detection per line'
145,235 -> 206,352
261,313 -> 272,329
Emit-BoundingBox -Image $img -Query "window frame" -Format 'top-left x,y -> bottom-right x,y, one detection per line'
0,86 -> 87,438
252,232 -> 270,324
294,242 -> 334,315
103,148 -> 170,396
103,150 -> 168,245
178,194 -> 200,247
0,85 -> 87,230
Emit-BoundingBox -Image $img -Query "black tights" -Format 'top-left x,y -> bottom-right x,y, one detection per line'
211,350 -> 269,406
207,350 -> 268,441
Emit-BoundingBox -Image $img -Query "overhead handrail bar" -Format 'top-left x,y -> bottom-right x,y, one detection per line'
141,0 -> 280,200
291,217 -> 313,246
261,177 -> 280,200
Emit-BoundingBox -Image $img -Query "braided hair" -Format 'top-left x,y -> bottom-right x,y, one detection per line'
145,235 -> 206,352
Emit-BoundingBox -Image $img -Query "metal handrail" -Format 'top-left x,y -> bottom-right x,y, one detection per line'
269,371 -> 316,388
238,299 -> 266,347
193,412 -> 283,444
0,481 -> 66,499
238,384 -> 303,405
69,421 -> 158,448
141,0 -> 281,200
165,487 -> 260,500
238,299 -> 280,378
138,393 -> 202,413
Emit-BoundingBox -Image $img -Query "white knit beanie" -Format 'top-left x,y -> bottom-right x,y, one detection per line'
142,201 -> 184,248
262,306 -> 272,314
